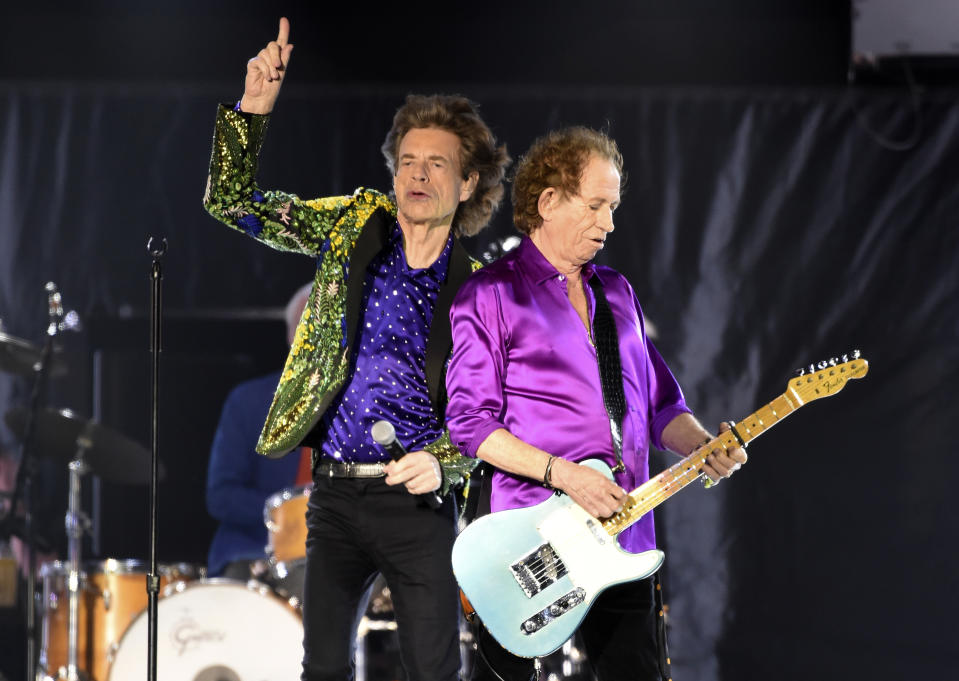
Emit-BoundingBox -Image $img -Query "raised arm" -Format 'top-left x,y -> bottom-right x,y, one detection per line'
203,17 -> 395,257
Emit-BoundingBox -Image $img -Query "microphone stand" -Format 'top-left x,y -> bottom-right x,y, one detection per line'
145,237 -> 167,681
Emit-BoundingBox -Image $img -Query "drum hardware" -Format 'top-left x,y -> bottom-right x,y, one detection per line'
4,408 -> 162,486
24,410 -> 156,681
0,330 -> 68,377
0,290 -> 76,378
0,282 -> 78,681
104,641 -> 120,669
263,484 -> 311,565
64,446 -> 91,681
4,407 -> 159,680
5,405 -> 157,681
38,559 -> 203,681
263,484 -> 311,603
354,615 -> 400,681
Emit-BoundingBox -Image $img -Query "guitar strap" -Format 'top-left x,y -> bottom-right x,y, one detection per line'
460,460 -> 491,524
587,274 -> 626,473
654,572 -> 673,680
590,275 -> 672,675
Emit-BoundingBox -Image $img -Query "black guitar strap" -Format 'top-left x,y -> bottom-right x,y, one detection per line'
587,274 -> 626,473
591,273 -> 673,678
654,571 -> 673,680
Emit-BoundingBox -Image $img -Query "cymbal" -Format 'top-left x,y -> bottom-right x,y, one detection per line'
0,331 -> 67,377
4,407 -> 163,485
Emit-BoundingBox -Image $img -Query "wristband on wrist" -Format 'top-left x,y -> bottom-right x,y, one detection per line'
543,455 -> 557,489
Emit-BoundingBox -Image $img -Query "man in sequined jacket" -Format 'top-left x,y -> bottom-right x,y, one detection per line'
202,17 -> 510,681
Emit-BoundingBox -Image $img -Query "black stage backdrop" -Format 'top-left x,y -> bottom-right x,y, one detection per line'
1,82 -> 957,680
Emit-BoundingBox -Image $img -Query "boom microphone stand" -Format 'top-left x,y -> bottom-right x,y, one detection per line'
145,237 -> 167,681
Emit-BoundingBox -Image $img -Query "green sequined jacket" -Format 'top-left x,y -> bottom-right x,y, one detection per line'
203,104 -> 477,494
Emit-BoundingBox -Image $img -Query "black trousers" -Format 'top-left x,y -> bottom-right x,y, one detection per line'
300,475 -> 460,681
469,576 -> 670,681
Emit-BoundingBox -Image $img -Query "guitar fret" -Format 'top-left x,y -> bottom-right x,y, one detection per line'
601,390 -> 801,536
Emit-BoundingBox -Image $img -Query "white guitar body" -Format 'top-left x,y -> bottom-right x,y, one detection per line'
452,459 -> 664,658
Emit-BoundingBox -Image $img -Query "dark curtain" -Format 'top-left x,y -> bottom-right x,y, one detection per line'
0,82 -> 956,680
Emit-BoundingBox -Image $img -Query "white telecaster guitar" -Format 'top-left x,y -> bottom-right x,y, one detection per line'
452,353 -> 868,658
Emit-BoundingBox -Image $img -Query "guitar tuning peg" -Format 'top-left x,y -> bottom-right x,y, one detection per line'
796,367 -> 805,376
829,357 -> 838,366
807,364 -> 816,375
817,361 -> 828,370
841,353 -> 849,363
851,349 -> 861,359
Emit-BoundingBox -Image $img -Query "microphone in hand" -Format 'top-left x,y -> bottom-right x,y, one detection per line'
371,420 -> 442,509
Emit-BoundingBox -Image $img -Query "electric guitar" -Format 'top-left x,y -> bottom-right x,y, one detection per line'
451,353 -> 868,658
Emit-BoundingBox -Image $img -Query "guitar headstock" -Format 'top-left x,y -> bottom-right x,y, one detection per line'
789,350 -> 868,404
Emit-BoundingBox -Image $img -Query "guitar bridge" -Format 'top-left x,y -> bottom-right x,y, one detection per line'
509,543 -> 568,598
520,588 -> 586,634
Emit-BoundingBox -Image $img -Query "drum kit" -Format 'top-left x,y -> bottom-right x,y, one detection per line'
1,317 -> 310,681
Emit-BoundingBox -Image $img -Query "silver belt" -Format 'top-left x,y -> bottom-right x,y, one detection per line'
314,457 -> 387,478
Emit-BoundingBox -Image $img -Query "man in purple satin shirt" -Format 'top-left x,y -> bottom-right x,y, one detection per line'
446,127 -> 747,681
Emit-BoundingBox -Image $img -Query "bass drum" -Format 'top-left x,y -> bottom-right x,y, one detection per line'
107,579 -> 303,681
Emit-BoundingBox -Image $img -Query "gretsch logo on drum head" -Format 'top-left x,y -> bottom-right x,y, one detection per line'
170,617 -> 226,655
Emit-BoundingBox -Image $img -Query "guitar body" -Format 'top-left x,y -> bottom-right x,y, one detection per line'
452,459 -> 664,658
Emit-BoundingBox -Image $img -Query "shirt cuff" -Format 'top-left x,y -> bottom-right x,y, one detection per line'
650,404 -> 693,451
459,418 -> 507,458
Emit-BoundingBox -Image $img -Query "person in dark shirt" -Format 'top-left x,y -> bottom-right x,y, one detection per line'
205,282 -> 311,580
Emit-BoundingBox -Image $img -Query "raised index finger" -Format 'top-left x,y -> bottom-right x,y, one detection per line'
276,16 -> 290,46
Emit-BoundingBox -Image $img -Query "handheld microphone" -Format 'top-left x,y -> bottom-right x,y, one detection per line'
371,420 -> 442,509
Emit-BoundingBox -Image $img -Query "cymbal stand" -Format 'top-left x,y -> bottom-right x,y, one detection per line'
2,282 -> 65,681
63,431 -> 93,681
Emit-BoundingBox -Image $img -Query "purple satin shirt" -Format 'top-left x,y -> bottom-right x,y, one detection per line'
317,222 -> 451,462
446,237 -> 691,552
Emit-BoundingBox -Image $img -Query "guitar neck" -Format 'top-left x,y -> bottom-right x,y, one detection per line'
601,391 -> 800,537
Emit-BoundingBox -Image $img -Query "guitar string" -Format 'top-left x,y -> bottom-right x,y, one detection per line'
606,399 -> 794,530
521,452 -> 744,586
512,375 -> 857,589
519,450 -> 723,586
588,371 -> 851,536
